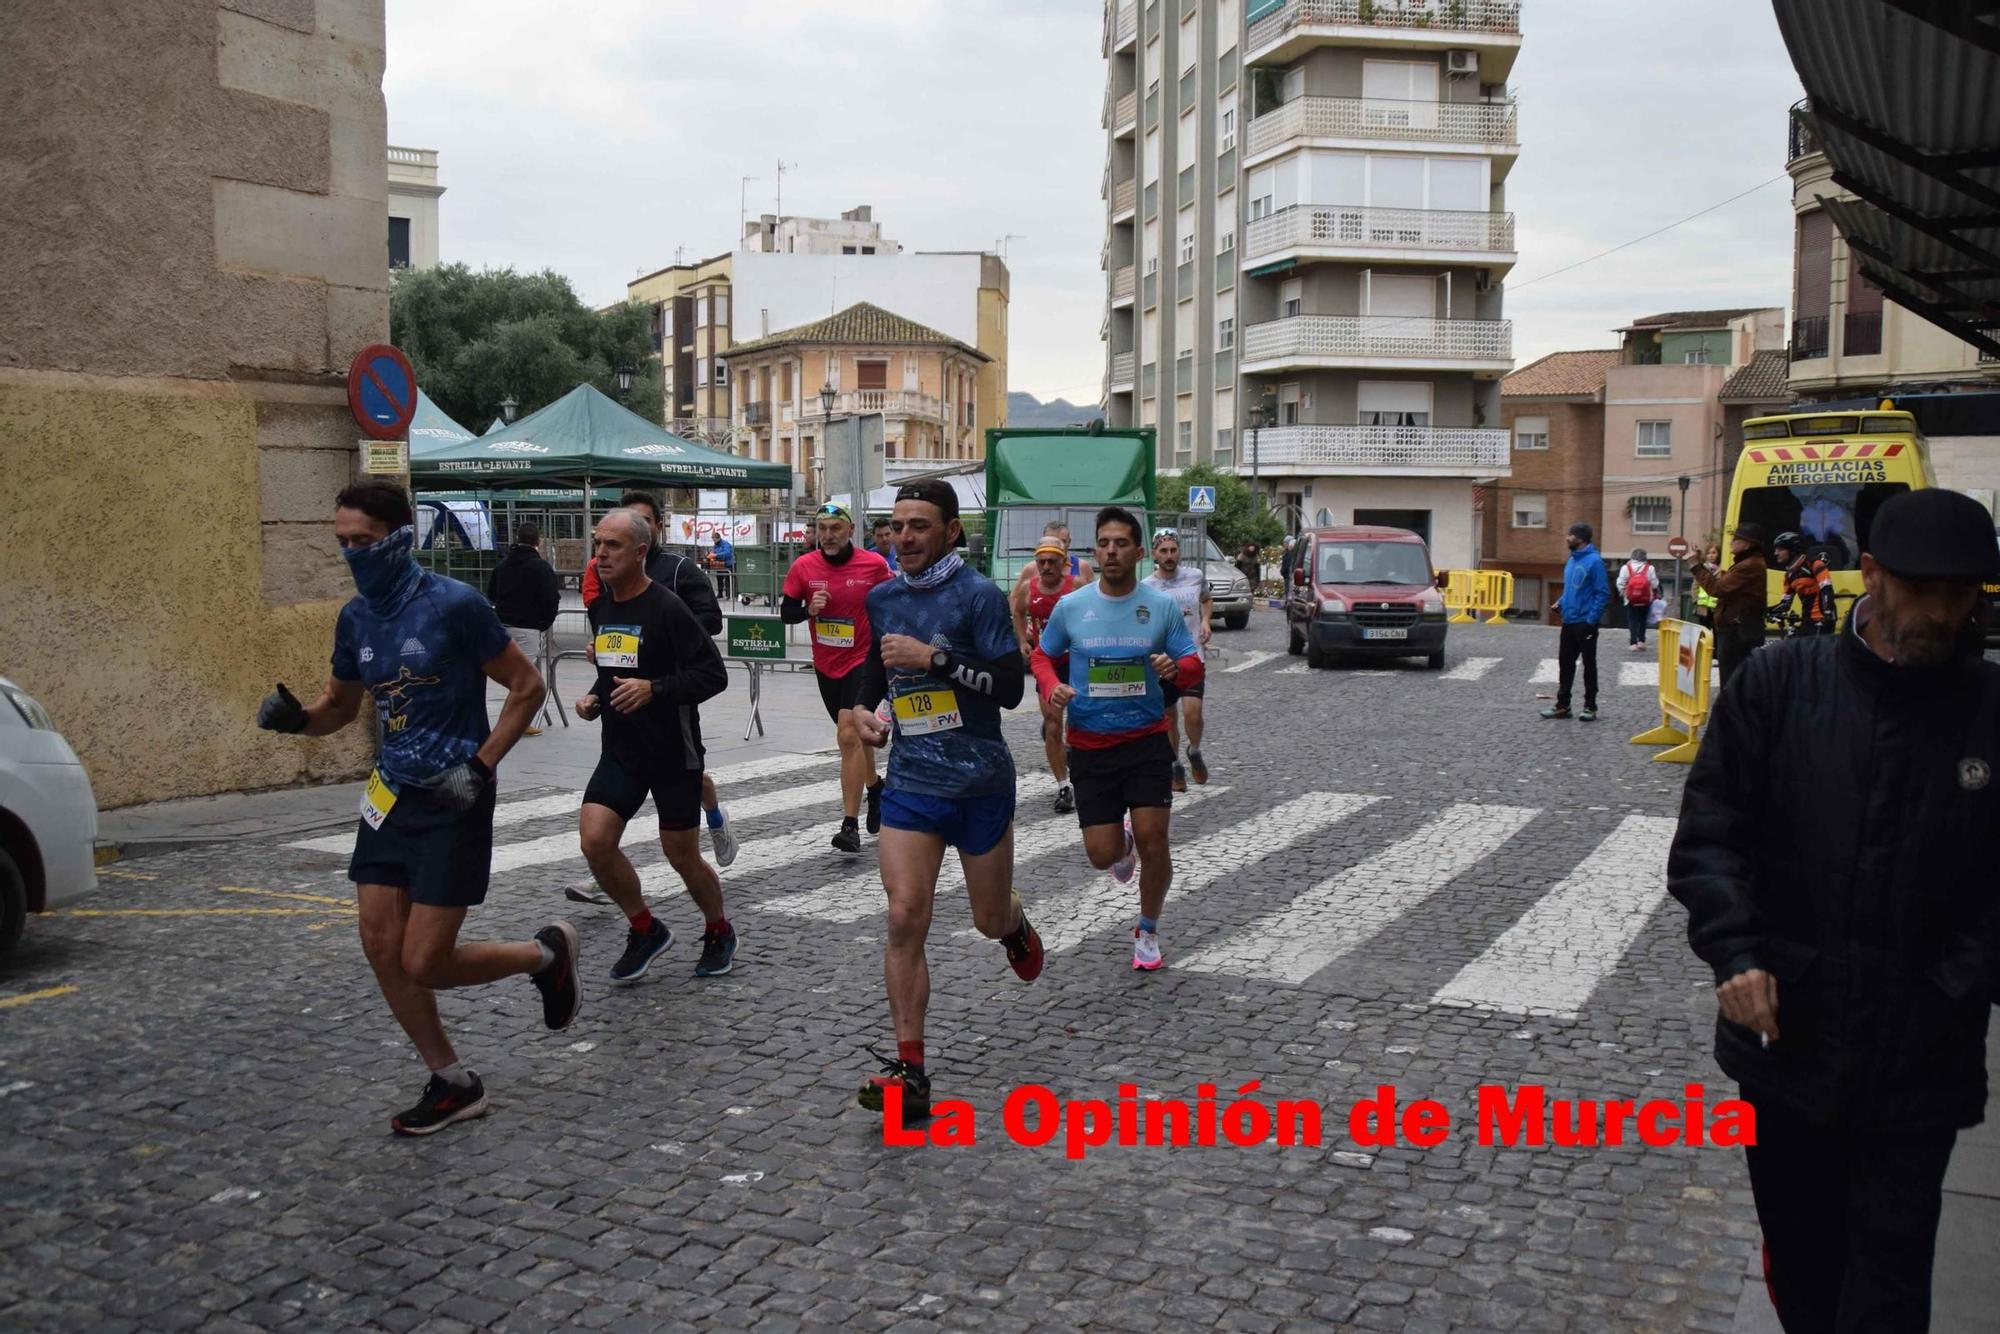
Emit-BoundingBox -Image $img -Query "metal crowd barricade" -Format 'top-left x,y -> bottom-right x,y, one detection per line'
1442,569 -> 1515,624
1629,619 -> 1715,764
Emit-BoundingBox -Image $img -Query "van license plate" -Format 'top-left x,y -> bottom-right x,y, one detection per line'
1362,627 -> 1408,640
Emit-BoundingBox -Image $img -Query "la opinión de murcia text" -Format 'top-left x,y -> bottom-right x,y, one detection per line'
881,1082 -> 1757,1158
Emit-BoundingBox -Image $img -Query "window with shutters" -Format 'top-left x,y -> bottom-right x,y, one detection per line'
1512,494 -> 1547,529
857,360 -> 888,391
1219,317 -> 1235,350
1793,210 -> 1833,358
1845,252 -> 1884,356
1357,381 -> 1432,427
1631,498 -> 1672,534
1280,277 -> 1302,319
1635,420 -> 1671,458
1513,415 -> 1549,451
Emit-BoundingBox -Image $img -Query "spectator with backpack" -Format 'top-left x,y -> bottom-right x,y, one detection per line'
1618,548 -> 1661,651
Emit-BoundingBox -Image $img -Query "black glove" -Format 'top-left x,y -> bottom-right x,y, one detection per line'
257,683 -> 309,734
429,755 -> 493,812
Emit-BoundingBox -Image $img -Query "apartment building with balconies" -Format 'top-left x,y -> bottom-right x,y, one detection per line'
1100,3 -> 1524,559
717,303 -> 989,500
628,251 -> 735,444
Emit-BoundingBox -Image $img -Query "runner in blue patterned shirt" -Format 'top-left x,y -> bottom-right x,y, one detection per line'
846,479 -> 1042,1120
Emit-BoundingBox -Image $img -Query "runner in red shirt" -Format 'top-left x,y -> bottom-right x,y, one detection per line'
782,502 -> 894,852
1010,537 -> 1078,814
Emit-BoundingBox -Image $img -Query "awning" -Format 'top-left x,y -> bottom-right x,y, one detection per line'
1625,494 -> 1672,512
1774,0 -> 2000,357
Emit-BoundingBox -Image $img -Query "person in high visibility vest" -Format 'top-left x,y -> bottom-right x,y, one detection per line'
1770,531 -> 1836,635
1695,544 -> 1720,630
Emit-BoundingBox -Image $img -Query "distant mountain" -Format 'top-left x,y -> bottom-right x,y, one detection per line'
1006,392 -> 1099,428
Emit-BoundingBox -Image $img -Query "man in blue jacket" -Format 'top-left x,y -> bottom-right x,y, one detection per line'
1542,521 -> 1610,721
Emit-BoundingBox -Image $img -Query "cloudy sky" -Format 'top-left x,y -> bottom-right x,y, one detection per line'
385,0 -> 1805,404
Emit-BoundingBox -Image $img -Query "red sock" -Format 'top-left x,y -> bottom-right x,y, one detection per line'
708,915 -> 732,936
629,908 -> 656,933
897,1039 -> 925,1071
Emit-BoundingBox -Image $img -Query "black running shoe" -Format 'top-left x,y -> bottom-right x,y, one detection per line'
865,781 -> 884,835
609,919 -> 673,986
695,925 -> 737,977
1186,748 -> 1208,785
1171,761 -> 1188,793
391,1072 -> 488,1137
531,921 -> 581,1030
832,820 -> 862,854
1053,784 -> 1075,814
857,1050 -> 931,1119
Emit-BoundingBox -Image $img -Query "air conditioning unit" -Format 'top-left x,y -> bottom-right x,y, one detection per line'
1447,49 -> 1479,76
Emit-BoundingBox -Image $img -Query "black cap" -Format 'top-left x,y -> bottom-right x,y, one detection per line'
894,477 -> 959,521
1567,522 -> 1593,543
1866,489 -> 2000,581
1732,521 -> 1766,545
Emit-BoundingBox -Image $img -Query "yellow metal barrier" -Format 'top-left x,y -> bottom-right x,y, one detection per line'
1629,619 -> 1714,764
1442,569 -> 1516,624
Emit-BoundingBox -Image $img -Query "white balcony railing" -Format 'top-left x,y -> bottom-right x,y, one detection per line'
1247,96 -> 1518,157
1245,204 -> 1515,261
1247,424 -> 1510,472
799,390 -> 945,421
1110,351 -> 1136,386
1247,0 -> 1521,55
1242,314 -> 1513,364
1110,266 -> 1136,302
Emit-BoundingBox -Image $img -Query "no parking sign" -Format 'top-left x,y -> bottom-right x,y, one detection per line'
347,343 -> 418,441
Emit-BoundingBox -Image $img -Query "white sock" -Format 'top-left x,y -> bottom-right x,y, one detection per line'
433,1062 -> 474,1089
533,941 -> 554,974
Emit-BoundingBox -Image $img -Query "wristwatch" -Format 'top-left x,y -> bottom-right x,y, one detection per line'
931,648 -> 950,673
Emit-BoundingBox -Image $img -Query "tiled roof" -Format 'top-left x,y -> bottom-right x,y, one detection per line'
1619,307 -> 1776,331
1719,348 -> 1794,403
720,301 -> 988,361
1502,349 -> 1622,398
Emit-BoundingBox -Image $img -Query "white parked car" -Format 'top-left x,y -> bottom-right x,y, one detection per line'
0,676 -> 97,952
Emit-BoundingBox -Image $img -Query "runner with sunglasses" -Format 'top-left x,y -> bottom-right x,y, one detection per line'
781,502 -> 895,853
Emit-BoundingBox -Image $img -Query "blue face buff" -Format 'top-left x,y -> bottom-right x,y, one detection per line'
344,524 -> 423,615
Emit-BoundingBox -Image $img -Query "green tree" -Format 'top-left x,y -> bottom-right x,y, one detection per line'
389,264 -> 664,428
1157,463 -> 1283,554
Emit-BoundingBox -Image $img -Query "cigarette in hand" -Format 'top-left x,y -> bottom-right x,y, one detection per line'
1760,1032 -> 1771,1049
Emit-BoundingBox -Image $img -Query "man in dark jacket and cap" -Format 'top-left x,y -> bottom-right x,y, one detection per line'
488,521 -> 561,733
1668,488 -> 2000,1332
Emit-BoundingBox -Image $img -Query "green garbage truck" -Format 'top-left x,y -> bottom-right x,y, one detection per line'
981,425 -> 1158,586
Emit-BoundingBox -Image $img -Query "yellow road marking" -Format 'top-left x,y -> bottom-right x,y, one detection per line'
0,984 -> 79,1010
62,907 -> 340,918
99,869 -> 156,881
218,886 -> 354,909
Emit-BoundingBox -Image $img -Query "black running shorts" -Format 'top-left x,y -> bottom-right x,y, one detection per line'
349,781 -> 497,909
1067,731 -> 1174,829
1161,676 -> 1205,705
817,668 -> 867,723
583,756 -> 704,830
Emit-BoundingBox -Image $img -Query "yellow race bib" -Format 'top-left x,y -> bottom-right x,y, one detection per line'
359,769 -> 398,831
594,624 -> 641,669
814,616 -> 857,649
890,680 -> 963,735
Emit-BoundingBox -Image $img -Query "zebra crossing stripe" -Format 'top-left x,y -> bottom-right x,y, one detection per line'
1178,803 -> 1540,983
1036,791 -> 1382,954
1439,657 -> 1500,682
1530,658 -> 1559,684
1618,661 -> 1656,687
765,786 -> 1228,925
474,778 -> 845,875
1276,664 -> 1311,676
288,752 -> 836,855
1224,650 -> 1280,674
1429,814 -> 1679,1019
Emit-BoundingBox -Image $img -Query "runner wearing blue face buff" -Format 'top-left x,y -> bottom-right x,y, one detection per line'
255,479 -> 582,1138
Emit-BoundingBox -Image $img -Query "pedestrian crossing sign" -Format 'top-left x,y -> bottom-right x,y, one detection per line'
1188,485 -> 1217,514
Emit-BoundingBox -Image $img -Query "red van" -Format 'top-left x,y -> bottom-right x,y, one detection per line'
1284,526 -> 1448,669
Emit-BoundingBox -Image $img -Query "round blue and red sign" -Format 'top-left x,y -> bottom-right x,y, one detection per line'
347,343 -> 418,440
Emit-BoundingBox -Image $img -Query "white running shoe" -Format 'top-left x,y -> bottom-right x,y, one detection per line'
1132,928 -> 1163,971
1109,818 -> 1136,883
709,806 -> 739,868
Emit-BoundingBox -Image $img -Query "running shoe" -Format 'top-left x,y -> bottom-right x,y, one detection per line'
865,781 -> 884,835
1109,818 -> 1136,884
857,1051 -> 931,1120
523,725 -> 544,737
1001,900 -> 1044,983
609,918 -> 673,986
832,820 -> 862,854
1186,748 -> 1208,785
563,883 -> 611,905
531,921 -> 581,1030
708,806 -> 739,868
391,1072 -> 488,1137
695,925 -> 737,977
1132,928 -> 1164,972
1171,762 -> 1188,794
1578,708 -> 1598,723
1053,783 -> 1075,814
1538,706 -> 1571,720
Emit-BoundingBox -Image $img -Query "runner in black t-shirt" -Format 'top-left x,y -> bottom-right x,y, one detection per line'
575,509 -> 736,982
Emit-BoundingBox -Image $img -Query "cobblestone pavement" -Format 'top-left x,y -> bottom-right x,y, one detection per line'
0,622 -> 1837,1330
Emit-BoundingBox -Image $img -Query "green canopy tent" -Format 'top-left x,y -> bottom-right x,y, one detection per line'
484,417 -> 506,435
408,389 -> 477,455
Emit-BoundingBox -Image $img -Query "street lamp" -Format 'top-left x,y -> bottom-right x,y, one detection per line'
818,383 -> 839,507
499,394 -> 518,424
1676,472 -> 1692,615
819,382 -> 836,420
1246,402 -> 1266,513
615,363 -> 635,397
